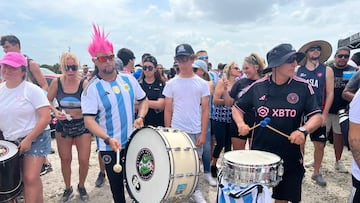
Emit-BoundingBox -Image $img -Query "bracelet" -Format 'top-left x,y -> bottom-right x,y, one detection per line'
104,137 -> 111,145
137,116 -> 145,121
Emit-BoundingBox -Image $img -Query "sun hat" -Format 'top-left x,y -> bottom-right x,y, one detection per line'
298,40 -> 332,66
0,52 -> 27,68
193,59 -> 208,72
299,40 -> 332,66
175,43 -> 194,57
263,43 -> 305,74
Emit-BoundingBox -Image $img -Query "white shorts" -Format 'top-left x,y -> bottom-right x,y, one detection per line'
326,113 -> 341,134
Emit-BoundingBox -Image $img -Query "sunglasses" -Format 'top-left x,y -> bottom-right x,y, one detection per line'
198,55 -> 209,60
337,54 -> 350,59
285,55 -> 297,64
94,55 -> 115,63
307,46 -> 321,52
142,66 -> 154,71
65,65 -> 78,71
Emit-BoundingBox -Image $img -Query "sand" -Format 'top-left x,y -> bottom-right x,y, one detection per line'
37,136 -> 352,203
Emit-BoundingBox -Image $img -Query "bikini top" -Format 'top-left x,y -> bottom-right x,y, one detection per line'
56,78 -> 84,109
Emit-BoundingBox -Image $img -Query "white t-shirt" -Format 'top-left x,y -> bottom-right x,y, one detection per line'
0,81 -> 50,141
81,73 -> 146,151
350,89 -> 360,180
163,75 -> 210,134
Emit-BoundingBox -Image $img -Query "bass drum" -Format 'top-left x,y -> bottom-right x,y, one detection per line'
0,140 -> 23,203
124,127 -> 200,203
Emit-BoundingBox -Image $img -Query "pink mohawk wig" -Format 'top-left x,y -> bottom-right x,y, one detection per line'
88,24 -> 114,57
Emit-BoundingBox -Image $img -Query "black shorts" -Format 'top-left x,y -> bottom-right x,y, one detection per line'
309,126 -> 327,142
231,121 -> 252,140
56,118 -> 90,138
272,165 -> 305,202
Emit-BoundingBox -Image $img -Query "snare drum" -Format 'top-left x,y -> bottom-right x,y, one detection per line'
0,140 -> 23,203
124,127 -> 200,203
221,150 -> 283,187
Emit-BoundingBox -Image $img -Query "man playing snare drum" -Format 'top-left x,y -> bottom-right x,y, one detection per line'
232,43 -> 322,203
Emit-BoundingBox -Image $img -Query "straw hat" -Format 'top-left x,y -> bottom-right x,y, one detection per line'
298,40 -> 332,66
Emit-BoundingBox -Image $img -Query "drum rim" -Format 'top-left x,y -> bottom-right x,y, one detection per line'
0,140 -> 18,161
123,126 -> 171,202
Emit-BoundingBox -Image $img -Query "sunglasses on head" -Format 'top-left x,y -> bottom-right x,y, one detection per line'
308,46 -> 321,52
198,55 -> 208,60
285,55 -> 297,64
142,66 -> 154,71
65,65 -> 78,71
337,54 -> 350,59
94,55 -> 115,63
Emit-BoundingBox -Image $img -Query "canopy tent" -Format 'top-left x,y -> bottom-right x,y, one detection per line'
338,32 -> 360,49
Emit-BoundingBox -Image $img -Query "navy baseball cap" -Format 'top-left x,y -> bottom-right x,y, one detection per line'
175,43 -> 194,57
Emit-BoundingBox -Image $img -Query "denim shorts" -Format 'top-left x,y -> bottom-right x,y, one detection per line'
187,133 -> 203,157
24,130 -> 51,157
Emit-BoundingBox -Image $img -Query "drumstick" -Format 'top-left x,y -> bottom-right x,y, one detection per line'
249,117 -> 271,131
113,149 -> 122,173
265,125 -> 289,138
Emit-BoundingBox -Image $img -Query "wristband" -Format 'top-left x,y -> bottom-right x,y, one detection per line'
104,137 -> 111,145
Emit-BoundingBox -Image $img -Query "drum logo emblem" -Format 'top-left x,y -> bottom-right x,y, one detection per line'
136,148 -> 154,181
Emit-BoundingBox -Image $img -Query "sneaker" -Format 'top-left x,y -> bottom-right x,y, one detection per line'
60,187 -> 74,203
305,160 -> 314,168
95,172 -> 106,187
204,173 -> 217,187
191,189 -> 207,203
311,174 -> 327,187
335,161 -> 348,173
210,165 -> 218,178
77,185 -> 89,202
40,163 -> 53,176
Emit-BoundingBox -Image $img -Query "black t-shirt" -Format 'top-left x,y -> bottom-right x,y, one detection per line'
329,63 -> 358,113
139,79 -> 165,127
230,78 -> 257,131
234,75 -> 321,170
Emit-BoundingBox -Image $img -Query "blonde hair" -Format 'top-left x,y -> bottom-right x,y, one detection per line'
244,53 -> 266,76
223,61 -> 236,79
59,52 -> 80,73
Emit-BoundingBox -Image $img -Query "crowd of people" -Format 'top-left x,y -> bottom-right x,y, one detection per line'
1,25 -> 360,203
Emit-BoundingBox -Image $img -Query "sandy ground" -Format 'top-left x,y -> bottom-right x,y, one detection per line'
38,135 -> 353,203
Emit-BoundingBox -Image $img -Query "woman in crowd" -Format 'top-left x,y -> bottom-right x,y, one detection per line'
210,62 -> 242,176
0,52 -> 51,203
139,55 -> 165,126
193,59 -> 217,186
156,63 -> 168,82
227,53 -> 266,150
47,52 -> 91,202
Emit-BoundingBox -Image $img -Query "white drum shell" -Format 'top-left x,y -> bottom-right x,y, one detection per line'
124,127 -> 200,203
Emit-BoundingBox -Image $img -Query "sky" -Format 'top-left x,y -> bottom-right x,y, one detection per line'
1,0 -> 360,70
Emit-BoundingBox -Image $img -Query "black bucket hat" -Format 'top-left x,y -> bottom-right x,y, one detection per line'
263,43 -> 305,74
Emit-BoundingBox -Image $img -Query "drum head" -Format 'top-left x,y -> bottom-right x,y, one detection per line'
0,140 -> 18,162
224,150 -> 280,166
124,127 -> 171,202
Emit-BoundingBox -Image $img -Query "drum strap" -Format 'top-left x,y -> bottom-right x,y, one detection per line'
353,175 -> 360,188
228,184 -> 263,199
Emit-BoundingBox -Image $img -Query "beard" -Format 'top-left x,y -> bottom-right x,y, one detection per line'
310,56 -> 320,61
101,66 -> 115,74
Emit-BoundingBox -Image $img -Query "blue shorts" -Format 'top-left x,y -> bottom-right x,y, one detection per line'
187,133 -> 203,157
24,130 -> 51,157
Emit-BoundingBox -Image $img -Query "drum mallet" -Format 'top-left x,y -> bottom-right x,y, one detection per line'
249,117 -> 271,131
260,119 -> 289,138
113,149 -> 122,173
